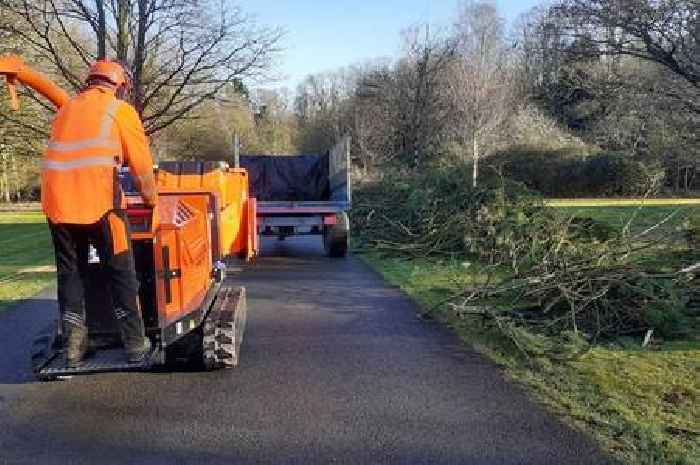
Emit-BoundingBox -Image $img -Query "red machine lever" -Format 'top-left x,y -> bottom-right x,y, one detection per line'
127,208 -> 152,217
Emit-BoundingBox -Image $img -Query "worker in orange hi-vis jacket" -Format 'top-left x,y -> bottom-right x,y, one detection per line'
42,59 -> 157,367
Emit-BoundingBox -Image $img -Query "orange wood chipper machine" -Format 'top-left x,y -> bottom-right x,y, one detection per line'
0,55 -> 257,380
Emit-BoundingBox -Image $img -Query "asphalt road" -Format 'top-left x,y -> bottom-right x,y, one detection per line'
0,237 -> 615,465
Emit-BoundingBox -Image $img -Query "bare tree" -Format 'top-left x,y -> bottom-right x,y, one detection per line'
348,62 -> 396,172
553,0 -> 698,88
0,0 -> 283,134
393,25 -> 458,166
248,87 -> 298,155
449,1 -> 514,187
295,69 -> 356,153
511,1 -> 699,195
512,6 -> 572,97
0,21 -> 48,202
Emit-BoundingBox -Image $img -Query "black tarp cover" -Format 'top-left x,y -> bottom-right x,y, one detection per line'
239,154 -> 329,201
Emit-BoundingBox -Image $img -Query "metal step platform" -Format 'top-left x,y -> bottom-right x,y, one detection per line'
38,347 -> 160,380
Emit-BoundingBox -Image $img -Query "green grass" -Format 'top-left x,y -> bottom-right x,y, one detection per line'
555,205 -> 700,272
0,212 -> 54,311
554,205 -> 696,233
360,204 -> 700,465
547,198 -> 700,207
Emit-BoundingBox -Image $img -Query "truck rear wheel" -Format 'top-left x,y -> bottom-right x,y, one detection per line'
323,212 -> 349,258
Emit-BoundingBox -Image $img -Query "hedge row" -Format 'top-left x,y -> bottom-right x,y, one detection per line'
489,149 -> 656,198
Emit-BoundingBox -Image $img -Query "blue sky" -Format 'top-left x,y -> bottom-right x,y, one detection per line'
234,0 -> 541,89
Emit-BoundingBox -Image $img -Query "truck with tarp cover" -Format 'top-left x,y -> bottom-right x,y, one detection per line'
240,137 -> 351,257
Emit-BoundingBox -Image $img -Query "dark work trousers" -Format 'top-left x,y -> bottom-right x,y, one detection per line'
49,210 -> 145,348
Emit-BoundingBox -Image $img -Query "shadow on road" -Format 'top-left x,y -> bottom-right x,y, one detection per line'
1,413 -> 547,465
0,296 -> 56,385
258,235 -> 327,258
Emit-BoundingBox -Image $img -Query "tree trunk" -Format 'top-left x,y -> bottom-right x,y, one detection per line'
11,152 -> 20,202
472,134 -> 480,188
1,152 -> 9,203
96,0 -> 107,59
133,0 -> 150,114
116,0 -> 130,63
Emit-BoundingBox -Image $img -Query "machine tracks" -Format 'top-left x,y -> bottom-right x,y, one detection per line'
30,284 -> 248,379
203,285 -> 247,369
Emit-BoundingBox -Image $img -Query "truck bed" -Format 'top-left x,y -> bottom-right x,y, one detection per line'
242,138 -> 351,256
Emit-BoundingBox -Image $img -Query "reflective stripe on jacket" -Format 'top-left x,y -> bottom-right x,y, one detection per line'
41,86 -> 157,224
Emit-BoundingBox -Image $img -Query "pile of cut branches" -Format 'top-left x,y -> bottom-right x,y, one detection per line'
451,196 -> 692,357
450,263 -> 690,359
353,166 -> 694,358
352,165 -> 542,258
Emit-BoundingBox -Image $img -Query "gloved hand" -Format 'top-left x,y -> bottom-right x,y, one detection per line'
143,191 -> 157,208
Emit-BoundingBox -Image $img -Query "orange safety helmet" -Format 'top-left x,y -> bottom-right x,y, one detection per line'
87,59 -> 131,91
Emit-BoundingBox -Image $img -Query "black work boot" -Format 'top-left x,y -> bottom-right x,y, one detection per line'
126,337 -> 152,363
116,309 -> 152,363
64,323 -> 88,368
